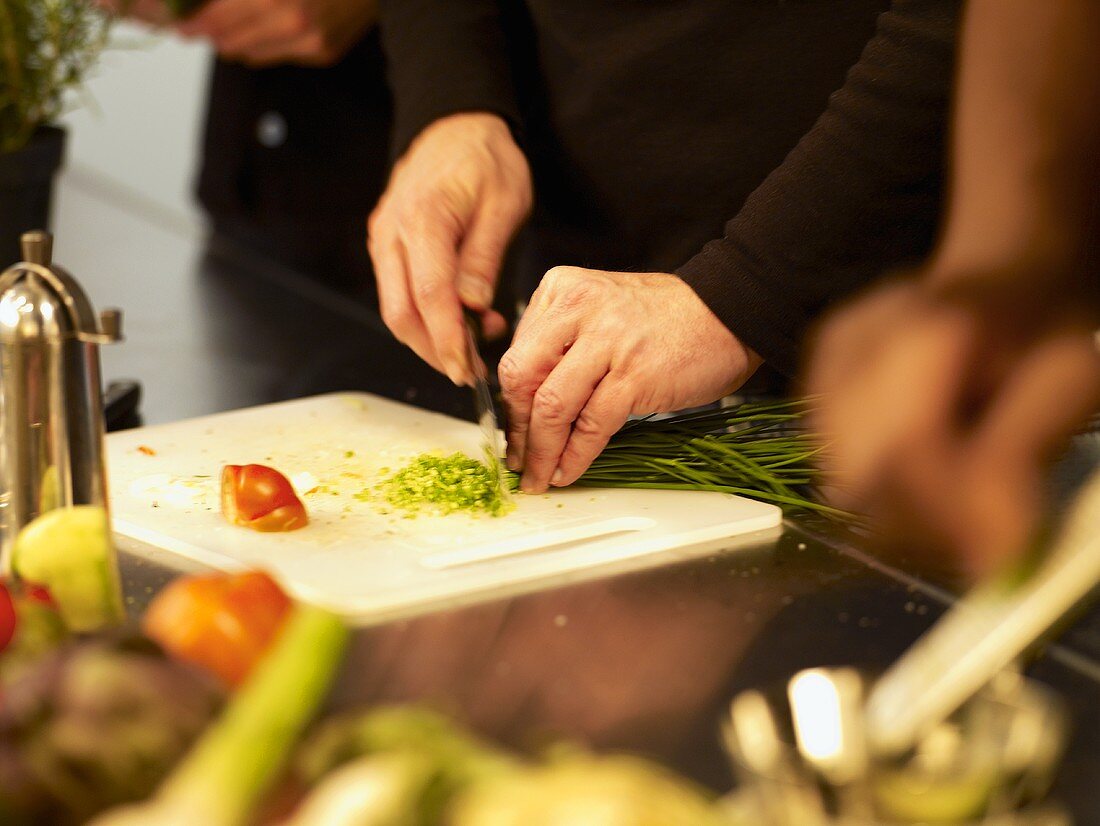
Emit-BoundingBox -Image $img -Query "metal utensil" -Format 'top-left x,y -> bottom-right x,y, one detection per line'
867,467 -> 1100,757
788,667 -> 873,820
0,230 -> 122,575
723,689 -> 829,825
462,309 -> 509,505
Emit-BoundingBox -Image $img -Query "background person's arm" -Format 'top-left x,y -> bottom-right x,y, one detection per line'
808,0 -> 1100,579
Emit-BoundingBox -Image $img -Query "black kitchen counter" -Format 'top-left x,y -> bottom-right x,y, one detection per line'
52,172 -> 1100,820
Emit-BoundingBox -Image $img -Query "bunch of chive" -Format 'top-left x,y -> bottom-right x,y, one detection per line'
566,398 -> 845,518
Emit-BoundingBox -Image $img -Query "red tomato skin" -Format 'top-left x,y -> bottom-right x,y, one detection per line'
221,464 -> 308,531
142,570 -> 292,688
0,582 -> 15,653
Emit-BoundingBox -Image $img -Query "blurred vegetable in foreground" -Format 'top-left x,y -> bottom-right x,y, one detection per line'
11,505 -> 124,632
450,748 -> 732,826
0,581 -> 15,651
91,603 -> 348,826
295,706 -> 519,822
0,634 -> 223,826
286,752 -> 440,826
0,583 -> 68,683
142,570 -> 292,688
291,707 -> 736,826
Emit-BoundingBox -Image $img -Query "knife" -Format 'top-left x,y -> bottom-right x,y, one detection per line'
462,309 -> 510,505
866,467 -> 1100,756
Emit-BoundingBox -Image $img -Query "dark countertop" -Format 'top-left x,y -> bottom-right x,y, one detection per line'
52,172 -> 1100,820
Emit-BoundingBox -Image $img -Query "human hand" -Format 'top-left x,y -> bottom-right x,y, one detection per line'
367,112 -> 532,384
499,267 -> 761,493
97,0 -> 174,26
172,0 -> 377,66
807,278 -> 1100,580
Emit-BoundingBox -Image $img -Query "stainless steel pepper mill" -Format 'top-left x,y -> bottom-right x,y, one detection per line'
0,230 -> 122,575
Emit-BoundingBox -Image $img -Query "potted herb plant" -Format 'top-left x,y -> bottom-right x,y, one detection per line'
0,0 -> 108,263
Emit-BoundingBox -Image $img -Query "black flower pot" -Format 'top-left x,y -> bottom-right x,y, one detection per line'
0,126 -> 66,265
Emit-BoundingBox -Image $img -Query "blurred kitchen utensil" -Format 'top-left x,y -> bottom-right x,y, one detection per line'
866,468 -> 1100,757
724,688 -> 828,825
0,230 -> 122,574
462,309 -> 509,507
788,667 -> 873,820
724,667 -> 1068,825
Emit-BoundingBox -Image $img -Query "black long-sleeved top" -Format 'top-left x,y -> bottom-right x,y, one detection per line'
380,0 -> 959,377
197,33 -> 393,290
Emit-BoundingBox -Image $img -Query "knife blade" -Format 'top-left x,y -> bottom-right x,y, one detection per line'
462,309 -> 510,505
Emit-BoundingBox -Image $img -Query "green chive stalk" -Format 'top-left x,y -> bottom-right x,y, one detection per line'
90,603 -> 350,826
545,398 -> 846,518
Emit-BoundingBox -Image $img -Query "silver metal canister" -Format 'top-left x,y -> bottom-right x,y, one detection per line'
0,230 -> 121,574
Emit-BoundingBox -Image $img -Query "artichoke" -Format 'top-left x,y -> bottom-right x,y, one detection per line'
0,634 -> 223,825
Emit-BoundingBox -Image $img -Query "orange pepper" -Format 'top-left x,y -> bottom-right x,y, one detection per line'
142,571 -> 292,688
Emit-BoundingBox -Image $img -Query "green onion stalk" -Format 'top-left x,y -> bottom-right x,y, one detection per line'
536,398 -> 848,519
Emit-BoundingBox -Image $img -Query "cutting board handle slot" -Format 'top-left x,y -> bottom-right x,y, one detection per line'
420,516 -> 656,570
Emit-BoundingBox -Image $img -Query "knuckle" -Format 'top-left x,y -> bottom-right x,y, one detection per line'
285,9 -> 310,35
570,409 -> 608,441
412,277 -> 445,306
380,307 -> 413,341
542,266 -> 574,288
496,353 -> 523,393
532,385 -> 570,425
301,32 -> 326,56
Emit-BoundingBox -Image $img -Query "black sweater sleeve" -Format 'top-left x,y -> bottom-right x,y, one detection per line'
676,0 -> 959,378
379,0 -> 522,156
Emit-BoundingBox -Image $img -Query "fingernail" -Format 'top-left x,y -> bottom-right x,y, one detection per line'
456,272 -> 492,308
506,451 -> 520,472
445,352 -> 468,386
550,468 -> 564,486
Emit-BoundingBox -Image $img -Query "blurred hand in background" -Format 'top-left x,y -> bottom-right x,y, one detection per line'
808,277 -> 1100,579
102,0 -> 377,67
808,0 -> 1100,580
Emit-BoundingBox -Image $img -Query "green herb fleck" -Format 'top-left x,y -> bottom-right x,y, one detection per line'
376,452 -> 517,517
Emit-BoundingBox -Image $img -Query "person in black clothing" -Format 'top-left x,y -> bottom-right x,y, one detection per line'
197,35 -> 391,293
370,0 -> 959,494
106,0 -> 390,293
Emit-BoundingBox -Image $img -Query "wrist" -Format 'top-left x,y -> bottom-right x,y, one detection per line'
415,111 -> 517,150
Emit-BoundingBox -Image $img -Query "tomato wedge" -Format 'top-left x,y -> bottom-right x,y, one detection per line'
142,570 -> 293,688
221,464 -> 308,532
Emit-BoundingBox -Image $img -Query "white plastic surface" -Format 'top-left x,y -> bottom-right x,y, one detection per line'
106,393 -> 781,620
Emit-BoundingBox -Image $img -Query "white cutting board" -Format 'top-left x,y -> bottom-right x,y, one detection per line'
106,393 -> 781,619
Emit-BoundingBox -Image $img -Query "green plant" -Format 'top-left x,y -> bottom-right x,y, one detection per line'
567,398 -> 849,518
0,0 -> 109,154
